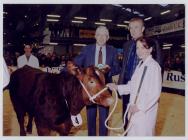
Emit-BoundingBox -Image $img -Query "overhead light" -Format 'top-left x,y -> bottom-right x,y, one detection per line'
159,4 -> 169,7
117,24 -> 128,28
24,15 -> 28,18
144,17 -> 152,21
71,20 -> 83,23
94,22 -> 106,25
74,17 -> 87,20
133,11 -> 140,15
47,14 -> 61,18
100,19 -> 112,22
124,20 -> 130,24
112,4 -> 122,7
163,43 -> 173,47
73,43 -> 87,47
163,47 -> 171,50
181,44 -> 185,48
160,10 -> 171,15
49,42 -> 58,45
34,23 -> 39,26
139,14 -> 145,17
47,19 -> 59,22
3,12 -> 8,15
125,8 -> 132,12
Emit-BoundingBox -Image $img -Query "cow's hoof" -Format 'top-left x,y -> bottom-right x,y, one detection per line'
27,131 -> 32,134
20,132 -> 26,136
26,128 -> 32,134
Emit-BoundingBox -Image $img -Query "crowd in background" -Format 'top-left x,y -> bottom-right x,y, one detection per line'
4,50 -> 72,68
164,54 -> 185,74
4,49 -> 185,75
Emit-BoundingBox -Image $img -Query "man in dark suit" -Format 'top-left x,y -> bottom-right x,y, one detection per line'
118,17 -> 145,130
74,26 -> 119,136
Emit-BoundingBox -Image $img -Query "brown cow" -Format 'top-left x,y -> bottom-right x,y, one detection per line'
8,65 -> 113,136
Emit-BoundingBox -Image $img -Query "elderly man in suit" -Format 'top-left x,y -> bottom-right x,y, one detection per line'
74,26 -> 119,136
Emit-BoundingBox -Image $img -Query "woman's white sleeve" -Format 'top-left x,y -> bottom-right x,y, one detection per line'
117,81 -> 131,95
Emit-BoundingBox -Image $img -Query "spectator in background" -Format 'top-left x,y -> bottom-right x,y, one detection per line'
172,56 -> 185,74
17,44 -> 39,69
59,55 -> 66,67
164,57 -> 172,71
39,54 -> 47,67
50,53 -> 61,67
14,52 -> 20,66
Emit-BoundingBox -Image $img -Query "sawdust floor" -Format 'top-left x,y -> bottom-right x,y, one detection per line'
3,90 -> 185,136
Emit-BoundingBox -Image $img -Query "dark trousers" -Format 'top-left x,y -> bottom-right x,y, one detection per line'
122,94 -> 130,130
86,104 -> 109,136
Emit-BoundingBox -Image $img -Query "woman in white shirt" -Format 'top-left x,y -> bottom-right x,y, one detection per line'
107,37 -> 162,136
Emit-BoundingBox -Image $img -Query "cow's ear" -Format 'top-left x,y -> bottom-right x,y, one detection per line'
94,68 -> 105,84
77,74 -> 83,81
76,68 -> 83,81
67,61 -> 78,75
85,66 -> 95,76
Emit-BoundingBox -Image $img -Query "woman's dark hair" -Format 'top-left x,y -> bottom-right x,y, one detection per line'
136,36 -> 163,67
136,36 -> 155,49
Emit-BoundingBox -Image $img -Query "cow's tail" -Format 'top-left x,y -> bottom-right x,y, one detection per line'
3,84 -> 9,91
4,72 -> 16,94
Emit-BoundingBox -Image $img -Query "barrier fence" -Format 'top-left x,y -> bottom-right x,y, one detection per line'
9,66 -> 185,91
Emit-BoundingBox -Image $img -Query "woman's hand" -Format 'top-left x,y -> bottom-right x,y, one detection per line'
100,65 -> 111,74
129,104 -> 140,115
107,83 -> 118,91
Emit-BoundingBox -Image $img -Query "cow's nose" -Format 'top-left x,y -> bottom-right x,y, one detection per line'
105,97 -> 114,106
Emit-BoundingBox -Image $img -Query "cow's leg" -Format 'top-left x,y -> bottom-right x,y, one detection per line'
35,118 -> 51,136
16,111 -> 26,136
26,114 -> 33,134
57,120 -> 72,136
36,127 -> 51,136
10,97 -> 26,136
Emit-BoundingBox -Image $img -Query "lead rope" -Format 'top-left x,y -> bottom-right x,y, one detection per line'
104,87 -> 131,136
105,66 -> 148,136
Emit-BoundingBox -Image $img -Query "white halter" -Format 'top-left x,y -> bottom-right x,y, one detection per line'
79,80 -> 108,103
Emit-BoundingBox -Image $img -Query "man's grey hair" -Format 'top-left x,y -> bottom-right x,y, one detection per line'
95,26 -> 109,38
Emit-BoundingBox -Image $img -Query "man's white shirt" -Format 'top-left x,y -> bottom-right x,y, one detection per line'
17,54 -> 39,69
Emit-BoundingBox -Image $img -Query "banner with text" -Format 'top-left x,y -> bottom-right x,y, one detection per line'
162,70 -> 185,90
145,18 -> 184,36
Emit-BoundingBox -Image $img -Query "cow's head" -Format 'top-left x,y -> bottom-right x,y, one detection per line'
67,62 -> 113,107
81,66 -> 114,107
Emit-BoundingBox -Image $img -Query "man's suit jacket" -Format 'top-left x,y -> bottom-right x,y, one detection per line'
118,40 -> 136,84
74,44 -> 119,83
